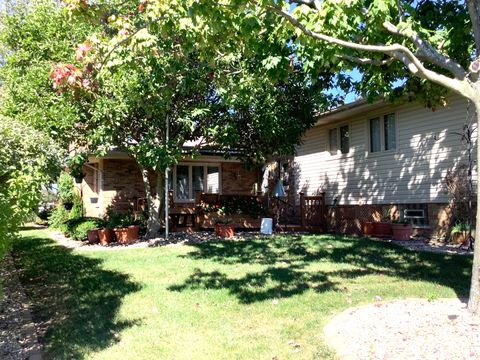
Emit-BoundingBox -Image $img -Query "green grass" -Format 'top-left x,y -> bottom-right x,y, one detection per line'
12,229 -> 472,360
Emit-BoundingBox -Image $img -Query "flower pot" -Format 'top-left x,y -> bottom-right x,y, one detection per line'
372,222 -> 392,238
363,222 -> 374,236
214,223 -> 234,238
87,229 -> 99,244
114,225 -> 140,244
74,176 -> 84,184
98,228 -> 114,245
63,202 -> 74,211
391,223 -> 413,241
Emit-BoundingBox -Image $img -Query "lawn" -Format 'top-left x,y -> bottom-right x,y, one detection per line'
12,229 -> 472,360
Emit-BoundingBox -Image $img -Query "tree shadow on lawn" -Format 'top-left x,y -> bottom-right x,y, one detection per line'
168,235 -> 472,304
12,232 -> 142,359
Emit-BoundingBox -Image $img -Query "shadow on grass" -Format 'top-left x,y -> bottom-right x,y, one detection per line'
169,235 -> 472,304
12,230 -> 142,359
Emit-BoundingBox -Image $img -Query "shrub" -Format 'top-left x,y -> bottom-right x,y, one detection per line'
57,172 -> 75,203
48,205 -> 70,232
69,193 -> 83,219
64,217 -> 105,240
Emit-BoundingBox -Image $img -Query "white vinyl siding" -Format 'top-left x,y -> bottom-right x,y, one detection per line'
328,125 -> 350,154
295,95 -> 477,205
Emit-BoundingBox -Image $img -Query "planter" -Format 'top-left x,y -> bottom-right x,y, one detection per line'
98,228 -> 114,245
87,229 -> 99,244
198,213 -> 261,229
114,225 -> 140,244
372,222 -> 392,238
363,222 -> 374,236
63,202 -> 74,211
391,223 -> 413,241
74,176 -> 84,184
214,223 -> 235,238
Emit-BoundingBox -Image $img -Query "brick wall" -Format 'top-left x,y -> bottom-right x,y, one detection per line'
221,163 -> 259,195
101,159 -> 145,215
80,159 -> 260,217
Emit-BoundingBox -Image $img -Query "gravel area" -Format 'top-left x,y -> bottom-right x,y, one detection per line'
378,237 -> 473,256
0,254 -> 42,360
324,298 -> 480,360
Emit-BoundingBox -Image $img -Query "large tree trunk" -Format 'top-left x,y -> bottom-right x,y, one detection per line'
140,166 -> 165,239
468,99 -> 480,313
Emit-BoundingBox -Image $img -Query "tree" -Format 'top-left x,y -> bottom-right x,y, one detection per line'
0,116 -> 63,259
271,0 -> 480,315
147,0 -> 480,312
0,0 -> 94,145
53,0 -> 332,238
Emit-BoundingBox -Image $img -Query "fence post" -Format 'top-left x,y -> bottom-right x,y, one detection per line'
300,192 -> 305,227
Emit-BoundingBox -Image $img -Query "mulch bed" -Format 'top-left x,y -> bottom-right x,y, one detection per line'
0,254 -> 42,360
48,229 -> 270,251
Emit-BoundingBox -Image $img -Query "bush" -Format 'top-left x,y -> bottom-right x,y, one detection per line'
57,172 -> 75,203
69,193 -> 83,219
64,217 -> 105,241
48,205 -> 70,232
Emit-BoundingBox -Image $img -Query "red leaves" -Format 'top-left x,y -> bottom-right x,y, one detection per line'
75,42 -> 92,61
51,64 -> 83,91
50,63 -> 96,93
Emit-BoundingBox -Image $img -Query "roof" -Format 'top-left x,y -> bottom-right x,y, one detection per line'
314,98 -> 397,126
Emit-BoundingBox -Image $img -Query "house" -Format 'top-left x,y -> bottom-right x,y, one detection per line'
77,93 -> 476,237
78,148 -> 264,229
292,94 -> 477,238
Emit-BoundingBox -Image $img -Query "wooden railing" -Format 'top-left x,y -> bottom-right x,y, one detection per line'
300,192 -> 326,230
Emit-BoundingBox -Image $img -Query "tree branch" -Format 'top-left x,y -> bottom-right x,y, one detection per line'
338,54 -> 394,66
383,21 -> 466,79
268,4 -> 475,100
467,0 -> 480,56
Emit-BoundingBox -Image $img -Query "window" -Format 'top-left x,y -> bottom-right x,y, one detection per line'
174,164 -> 220,201
370,113 -> 396,152
328,125 -> 350,154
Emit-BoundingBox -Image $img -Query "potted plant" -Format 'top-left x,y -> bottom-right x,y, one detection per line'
98,227 -> 114,245
214,219 -> 234,238
68,153 -> 87,184
87,229 -> 100,243
114,225 -> 140,244
57,172 -> 76,210
450,221 -> 474,245
372,207 -> 392,238
363,222 -> 374,236
391,219 -> 413,241
107,211 -> 140,244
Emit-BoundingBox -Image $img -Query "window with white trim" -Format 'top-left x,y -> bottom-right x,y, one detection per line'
370,113 -> 396,152
174,164 -> 220,201
328,124 -> 350,154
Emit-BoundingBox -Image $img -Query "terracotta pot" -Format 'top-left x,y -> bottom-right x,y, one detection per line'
363,222 -> 374,236
114,225 -> 140,244
372,222 -> 392,238
391,223 -> 413,241
87,229 -> 99,244
214,223 -> 235,238
98,228 -> 114,245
